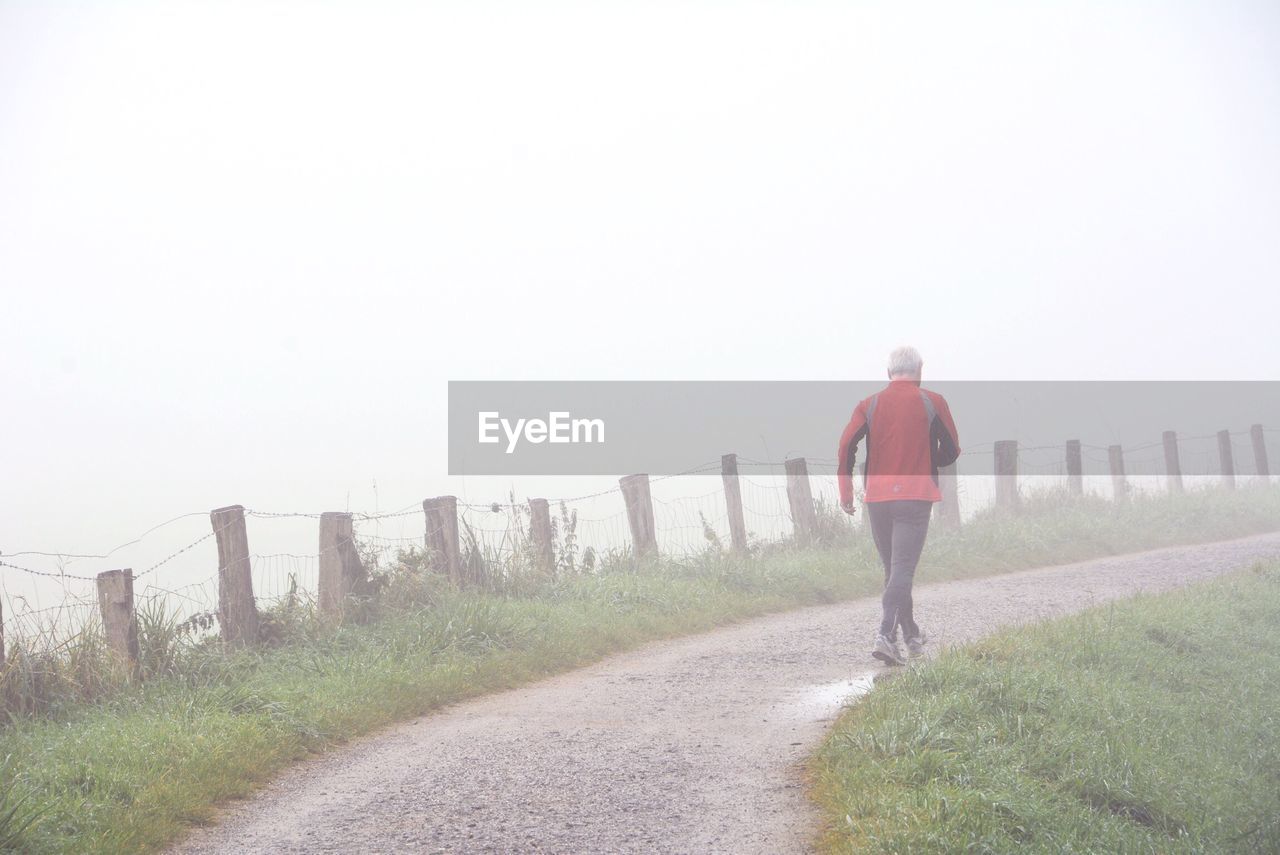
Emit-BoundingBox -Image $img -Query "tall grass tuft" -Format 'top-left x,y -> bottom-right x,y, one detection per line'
0,756 -> 46,852
0,617 -> 121,721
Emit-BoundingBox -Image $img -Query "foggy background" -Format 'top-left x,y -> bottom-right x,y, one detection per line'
2,1 -> 1278,607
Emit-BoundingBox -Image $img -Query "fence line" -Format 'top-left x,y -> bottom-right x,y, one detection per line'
2,422 -> 1276,662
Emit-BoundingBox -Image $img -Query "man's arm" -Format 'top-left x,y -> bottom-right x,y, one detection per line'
929,393 -> 961,468
837,400 -> 870,513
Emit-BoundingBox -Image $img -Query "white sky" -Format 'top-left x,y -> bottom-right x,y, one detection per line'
2,1 -> 1279,573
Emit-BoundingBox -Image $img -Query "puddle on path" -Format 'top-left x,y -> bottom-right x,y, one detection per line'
786,673 -> 878,721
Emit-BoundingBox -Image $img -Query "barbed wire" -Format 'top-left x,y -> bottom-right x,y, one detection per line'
136,530 -> 218,579
0,560 -> 99,582
2,510 -> 210,562
355,508 -> 424,520
458,500 -> 518,512
246,501 -> 426,521
653,461 -> 724,481
245,510 -> 323,520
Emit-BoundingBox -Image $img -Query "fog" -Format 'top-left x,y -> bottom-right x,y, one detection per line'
2,1 -> 1279,605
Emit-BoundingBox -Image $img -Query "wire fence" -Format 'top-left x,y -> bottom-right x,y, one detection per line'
3,426 -> 1277,646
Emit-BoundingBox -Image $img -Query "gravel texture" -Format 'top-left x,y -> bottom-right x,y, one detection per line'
172,533 -> 1280,854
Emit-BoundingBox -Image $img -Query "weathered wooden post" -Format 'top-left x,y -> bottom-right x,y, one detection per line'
1162,431 -> 1183,493
1218,430 -> 1236,490
721,454 -> 749,551
1065,440 -> 1083,496
96,568 -> 139,673
1108,445 -> 1128,501
1251,424 -> 1271,484
423,496 -> 463,583
784,457 -> 818,544
211,505 -> 259,645
528,498 -> 555,577
620,474 -> 657,557
319,512 -> 366,616
994,440 -> 1019,510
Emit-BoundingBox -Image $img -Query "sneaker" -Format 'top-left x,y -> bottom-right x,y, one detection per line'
872,633 -> 906,666
903,631 -> 927,658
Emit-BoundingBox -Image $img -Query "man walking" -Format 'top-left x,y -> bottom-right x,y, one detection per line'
837,346 -> 960,666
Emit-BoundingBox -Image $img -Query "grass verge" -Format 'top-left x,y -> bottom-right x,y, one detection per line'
3,486 -> 1280,853
811,560 -> 1280,853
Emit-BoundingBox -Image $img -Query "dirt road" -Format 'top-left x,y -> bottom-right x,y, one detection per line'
172,533 -> 1280,854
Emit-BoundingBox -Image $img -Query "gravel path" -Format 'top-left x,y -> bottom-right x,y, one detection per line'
172,533 -> 1280,854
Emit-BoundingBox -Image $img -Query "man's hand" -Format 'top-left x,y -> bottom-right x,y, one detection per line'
840,499 -> 857,516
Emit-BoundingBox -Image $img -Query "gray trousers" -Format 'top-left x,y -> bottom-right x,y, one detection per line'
867,500 -> 932,638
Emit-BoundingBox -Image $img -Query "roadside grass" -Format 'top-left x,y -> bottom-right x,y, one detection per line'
0,485 -> 1278,852
811,560 -> 1280,854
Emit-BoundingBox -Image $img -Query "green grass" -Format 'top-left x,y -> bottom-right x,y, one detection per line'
811,560 -> 1280,854
2,485 -> 1279,853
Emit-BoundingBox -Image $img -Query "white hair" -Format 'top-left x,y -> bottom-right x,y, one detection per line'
887,345 -> 923,377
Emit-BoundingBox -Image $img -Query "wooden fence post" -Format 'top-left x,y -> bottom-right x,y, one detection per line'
1252,424 -> 1271,484
1065,440 -> 1083,496
319,512 -> 366,616
0,597 -> 5,668
620,474 -> 657,557
1108,445 -> 1128,501
1218,430 -> 1236,490
1162,431 -> 1183,493
423,496 -> 463,583
994,440 -> 1019,510
96,568 -> 139,673
784,457 -> 818,544
211,505 -> 259,645
721,454 -> 749,552
528,498 -> 555,577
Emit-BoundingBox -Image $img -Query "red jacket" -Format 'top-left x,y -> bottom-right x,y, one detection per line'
837,380 -> 960,505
